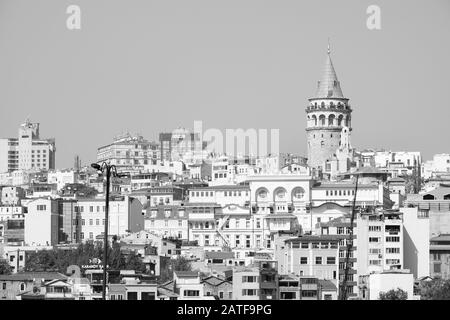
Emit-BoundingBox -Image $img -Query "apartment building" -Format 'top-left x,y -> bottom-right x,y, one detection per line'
278,275 -> 337,300
356,210 -> 404,275
60,196 -> 144,243
159,129 -> 203,163
232,260 -> 278,300
24,198 -> 59,246
0,120 -> 56,173
143,205 -> 189,240
429,234 -> 450,280
275,234 -> 339,286
96,133 -> 160,173
359,270 -> 417,300
317,215 -> 358,296
405,186 -> 450,237
422,154 -> 450,179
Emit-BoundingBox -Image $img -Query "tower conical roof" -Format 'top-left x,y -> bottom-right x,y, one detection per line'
314,48 -> 345,99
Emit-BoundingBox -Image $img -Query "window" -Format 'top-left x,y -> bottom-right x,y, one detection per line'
37,205 -> 46,211
327,257 -> 336,265
386,248 -> 400,254
300,257 -> 308,264
434,264 -> 441,273
315,257 -> 322,265
96,219 -> 100,226
178,220 -> 183,227
89,219 -> 93,226
301,242 -> 309,249
369,237 -> 380,243
20,283 -> 25,291
89,232 -> 93,239
81,219 -> 85,226
185,290 -> 200,297
242,276 -> 258,283
386,236 -> 400,242
242,289 -> 257,296
369,226 -> 381,232
2,283 -> 6,290
219,291 -> 224,299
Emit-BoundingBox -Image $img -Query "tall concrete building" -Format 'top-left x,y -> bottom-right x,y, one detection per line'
0,119 -> 56,173
306,46 -> 353,170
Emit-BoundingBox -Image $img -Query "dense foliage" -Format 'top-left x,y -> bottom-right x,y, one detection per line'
24,241 -> 146,274
0,259 -> 12,275
378,288 -> 408,300
159,256 -> 192,283
419,279 -> 450,300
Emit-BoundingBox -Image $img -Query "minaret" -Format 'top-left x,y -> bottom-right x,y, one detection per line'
306,44 -> 352,170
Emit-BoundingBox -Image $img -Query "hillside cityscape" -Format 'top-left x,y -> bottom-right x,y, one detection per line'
1,48 -> 450,301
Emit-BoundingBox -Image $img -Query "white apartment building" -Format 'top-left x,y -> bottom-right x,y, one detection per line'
188,185 -> 250,207
356,210 -> 404,276
62,196 -> 144,243
143,205 -> 189,240
96,133 -> 160,173
0,120 -> 56,173
422,153 -> 450,179
359,270 -> 418,300
400,207 -> 430,279
24,198 -> 59,246
360,150 -> 421,178
188,203 -> 266,249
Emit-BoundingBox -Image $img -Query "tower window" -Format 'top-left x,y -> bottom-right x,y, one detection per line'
331,134 -> 333,138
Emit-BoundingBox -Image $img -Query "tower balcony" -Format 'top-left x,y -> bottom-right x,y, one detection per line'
305,126 -> 350,131
305,106 -> 352,113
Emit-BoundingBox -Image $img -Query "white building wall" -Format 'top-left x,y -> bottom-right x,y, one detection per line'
401,207 -> 430,279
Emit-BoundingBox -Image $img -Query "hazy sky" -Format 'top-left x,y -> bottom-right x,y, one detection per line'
0,0 -> 449,169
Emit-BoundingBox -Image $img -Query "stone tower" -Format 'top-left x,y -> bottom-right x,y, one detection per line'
306,45 -> 352,170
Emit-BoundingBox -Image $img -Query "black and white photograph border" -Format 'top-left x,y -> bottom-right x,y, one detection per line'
0,0 -> 449,310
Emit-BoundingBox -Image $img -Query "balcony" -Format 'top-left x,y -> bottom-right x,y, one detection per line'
300,284 -> 318,291
260,281 -> 278,289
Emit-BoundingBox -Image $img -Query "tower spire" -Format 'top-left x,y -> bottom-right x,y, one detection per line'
327,38 -> 331,55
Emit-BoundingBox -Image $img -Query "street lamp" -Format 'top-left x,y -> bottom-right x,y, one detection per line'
91,162 -> 122,300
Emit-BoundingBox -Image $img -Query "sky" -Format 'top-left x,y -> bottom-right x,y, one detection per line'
0,0 -> 449,169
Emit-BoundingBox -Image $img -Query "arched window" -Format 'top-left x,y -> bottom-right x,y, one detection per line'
312,115 -> 317,126
319,115 -> 326,126
423,194 -> 435,200
321,102 -> 325,108
330,102 -> 334,108
443,194 -> 450,200
328,114 -> 336,126
292,187 -> 305,200
337,115 -> 343,126
345,116 -> 350,127
273,187 -> 287,202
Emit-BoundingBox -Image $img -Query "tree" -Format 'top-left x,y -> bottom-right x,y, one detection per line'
378,288 -> 408,300
419,279 -> 450,300
159,256 -> 193,283
0,259 -> 12,275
